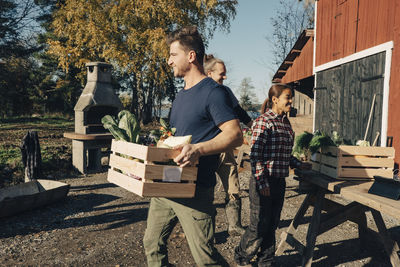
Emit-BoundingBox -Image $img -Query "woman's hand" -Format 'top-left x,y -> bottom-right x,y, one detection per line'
259,186 -> 270,197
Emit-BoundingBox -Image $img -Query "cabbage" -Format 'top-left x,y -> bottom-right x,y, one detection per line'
102,110 -> 140,143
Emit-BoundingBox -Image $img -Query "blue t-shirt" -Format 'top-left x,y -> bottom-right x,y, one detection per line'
170,77 -> 237,188
222,85 -> 239,108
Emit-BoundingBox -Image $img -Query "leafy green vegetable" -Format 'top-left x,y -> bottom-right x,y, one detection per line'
309,134 -> 336,154
102,110 -> 141,143
293,131 -> 313,154
118,110 -> 140,143
331,131 -> 343,145
101,115 -> 129,141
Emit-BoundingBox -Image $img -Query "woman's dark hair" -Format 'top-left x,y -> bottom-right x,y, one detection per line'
260,83 -> 292,113
167,26 -> 205,65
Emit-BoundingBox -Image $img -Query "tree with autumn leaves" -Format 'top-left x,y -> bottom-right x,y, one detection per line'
48,0 -> 238,123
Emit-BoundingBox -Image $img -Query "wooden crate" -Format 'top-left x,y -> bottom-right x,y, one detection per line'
310,145 -> 394,180
107,140 -> 197,198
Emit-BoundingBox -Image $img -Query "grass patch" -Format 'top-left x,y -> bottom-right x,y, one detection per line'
0,116 -> 76,188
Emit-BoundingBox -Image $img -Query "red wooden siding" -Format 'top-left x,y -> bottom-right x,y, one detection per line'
281,37 -> 314,83
387,1 -> 400,166
316,0 -> 396,66
356,0 -> 395,51
316,0 -> 400,165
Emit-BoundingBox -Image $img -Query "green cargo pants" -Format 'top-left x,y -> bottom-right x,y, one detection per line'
143,186 -> 228,267
216,149 -> 240,200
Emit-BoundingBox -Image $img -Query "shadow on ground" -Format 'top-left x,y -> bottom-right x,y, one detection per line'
0,182 -> 150,238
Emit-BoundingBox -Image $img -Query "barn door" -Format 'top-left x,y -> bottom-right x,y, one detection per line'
315,51 -> 385,145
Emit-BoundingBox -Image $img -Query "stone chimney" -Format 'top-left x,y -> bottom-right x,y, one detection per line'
74,62 -> 122,134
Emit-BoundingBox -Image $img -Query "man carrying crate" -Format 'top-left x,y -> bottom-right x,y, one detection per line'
143,26 -> 243,267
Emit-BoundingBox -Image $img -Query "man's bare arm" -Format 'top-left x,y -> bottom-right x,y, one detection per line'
174,119 -> 243,167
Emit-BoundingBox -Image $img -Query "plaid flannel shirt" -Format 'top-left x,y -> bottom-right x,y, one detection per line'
250,108 -> 294,190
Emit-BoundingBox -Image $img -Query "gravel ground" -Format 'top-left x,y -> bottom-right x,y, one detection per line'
1,168 -> 400,266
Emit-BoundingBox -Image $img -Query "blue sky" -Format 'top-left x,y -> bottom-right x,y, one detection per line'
207,0 -> 282,104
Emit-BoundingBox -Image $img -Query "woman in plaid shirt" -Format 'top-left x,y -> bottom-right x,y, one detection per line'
235,84 -> 294,267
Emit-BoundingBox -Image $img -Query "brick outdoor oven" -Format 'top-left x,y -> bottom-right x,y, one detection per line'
64,62 -> 122,174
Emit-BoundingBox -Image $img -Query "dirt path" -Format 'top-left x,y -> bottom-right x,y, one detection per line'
1,169 -> 399,266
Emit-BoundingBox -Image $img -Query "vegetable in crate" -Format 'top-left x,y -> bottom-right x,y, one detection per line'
158,135 -> 192,148
101,110 -> 141,143
118,110 -> 140,143
293,131 -> 313,159
101,115 -> 129,141
149,118 -> 176,143
159,118 -> 176,140
308,133 -> 336,154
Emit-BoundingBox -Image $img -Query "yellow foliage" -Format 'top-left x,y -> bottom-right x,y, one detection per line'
49,0 -> 236,72
48,0 -> 237,118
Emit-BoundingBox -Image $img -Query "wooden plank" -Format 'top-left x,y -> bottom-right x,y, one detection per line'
339,168 -> 393,178
320,164 -> 339,178
64,132 -> 113,140
277,194 -> 313,255
142,182 -> 196,198
144,165 -> 197,181
109,154 -> 197,181
107,169 -> 196,198
109,154 -> 146,178
111,140 -> 181,162
295,170 -> 400,221
357,211 -> 368,249
338,145 -> 395,157
302,188 -> 325,267
108,169 -> 144,196
147,146 -> 182,162
318,202 -> 367,235
311,162 -> 320,172
320,154 -> 338,167
111,140 -> 150,160
371,210 -> 400,266
285,234 -> 305,255
338,156 -> 394,167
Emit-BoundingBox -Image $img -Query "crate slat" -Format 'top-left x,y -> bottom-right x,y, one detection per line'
310,145 -> 395,180
339,168 -> 393,178
109,154 -> 146,178
338,156 -> 394,168
320,164 -> 338,178
320,146 -> 339,156
111,140 -> 181,162
107,169 -> 196,198
108,169 -> 144,196
109,154 -> 197,182
339,145 -> 395,157
320,154 -> 338,167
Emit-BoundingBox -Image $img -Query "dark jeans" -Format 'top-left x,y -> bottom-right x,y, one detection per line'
235,176 -> 286,267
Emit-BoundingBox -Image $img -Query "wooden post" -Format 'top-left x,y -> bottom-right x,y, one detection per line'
276,193 -> 313,255
371,209 -> 400,266
302,188 -> 325,267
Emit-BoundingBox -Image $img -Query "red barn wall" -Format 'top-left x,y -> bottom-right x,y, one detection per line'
316,0 -> 400,165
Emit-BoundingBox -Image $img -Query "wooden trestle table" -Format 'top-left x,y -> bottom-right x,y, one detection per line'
277,169 -> 400,266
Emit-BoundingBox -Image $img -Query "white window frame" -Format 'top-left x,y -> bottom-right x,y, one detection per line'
313,40 -> 393,147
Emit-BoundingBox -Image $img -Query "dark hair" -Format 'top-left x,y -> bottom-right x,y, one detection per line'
260,83 -> 292,113
167,26 -> 205,65
204,54 -> 225,73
